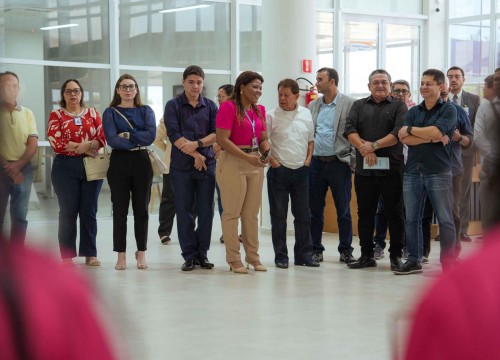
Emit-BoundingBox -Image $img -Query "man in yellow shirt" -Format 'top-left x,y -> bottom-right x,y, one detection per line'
0,71 -> 38,243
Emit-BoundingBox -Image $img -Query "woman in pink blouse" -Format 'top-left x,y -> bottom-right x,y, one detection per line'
216,71 -> 271,274
47,79 -> 106,265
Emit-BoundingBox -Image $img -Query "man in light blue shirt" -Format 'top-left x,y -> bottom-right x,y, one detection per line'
308,67 -> 356,264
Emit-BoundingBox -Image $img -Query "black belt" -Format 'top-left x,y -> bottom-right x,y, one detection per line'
314,155 -> 338,163
240,148 -> 259,154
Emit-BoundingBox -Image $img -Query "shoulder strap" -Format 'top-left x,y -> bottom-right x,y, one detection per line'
113,107 -> 134,130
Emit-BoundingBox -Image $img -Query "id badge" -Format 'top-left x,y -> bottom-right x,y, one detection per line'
74,116 -> 82,126
251,136 -> 258,151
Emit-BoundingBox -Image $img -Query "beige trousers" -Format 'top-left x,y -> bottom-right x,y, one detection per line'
216,151 -> 263,264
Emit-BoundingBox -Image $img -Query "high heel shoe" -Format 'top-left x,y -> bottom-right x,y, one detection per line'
135,251 -> 148,270
115,252 -> 126,270
246,261 -> 267,272
229,261 -> 248,274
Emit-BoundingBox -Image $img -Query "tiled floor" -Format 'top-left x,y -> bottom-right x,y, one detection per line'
23,213 -> 483,360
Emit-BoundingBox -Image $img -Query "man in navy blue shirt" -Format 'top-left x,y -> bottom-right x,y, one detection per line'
165,65 -> 218,271
396,69 -> 457,275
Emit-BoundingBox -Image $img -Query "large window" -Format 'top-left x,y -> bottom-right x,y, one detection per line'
1,0 -> 109,63
342,17 -> 421,98
119,0 -> 231,70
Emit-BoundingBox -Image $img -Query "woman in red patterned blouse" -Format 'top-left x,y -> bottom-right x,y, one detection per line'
47,79 -> 106,266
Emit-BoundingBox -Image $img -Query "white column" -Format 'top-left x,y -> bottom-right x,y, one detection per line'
260,0 -> 317,230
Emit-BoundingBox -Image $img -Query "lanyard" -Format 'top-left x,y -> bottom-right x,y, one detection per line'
244,109 -> 256,138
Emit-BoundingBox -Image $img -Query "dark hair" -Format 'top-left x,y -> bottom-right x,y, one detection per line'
59,79 -> 85,108
369,69 -> 392,83
183,65 -> 205,80
484,75 -> 494,88
447,66 -> 465,77
0,71 -> 19,81
232,71 -> 265,122
317,67 -> 339,86
277,78 -> 300,95
218,84 -> 234,97
109,74 -> 143,108
392,79 -> 410,91
422,69 -> 446,85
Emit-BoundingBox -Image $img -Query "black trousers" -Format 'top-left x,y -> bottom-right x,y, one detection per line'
107,150 -> 153,252
158,173 -> 175,237
354,171 -> 405,258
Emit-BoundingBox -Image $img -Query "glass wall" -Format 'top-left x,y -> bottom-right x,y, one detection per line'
448,0 -> 500,91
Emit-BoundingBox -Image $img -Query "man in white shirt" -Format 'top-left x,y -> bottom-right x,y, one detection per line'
266,78 -> 318,268
474,67 -> 500,232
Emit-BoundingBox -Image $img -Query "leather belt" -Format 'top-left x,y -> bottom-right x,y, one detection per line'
129,146 -> 148,151
314,155 -> 338,163
240,148 -> 259,153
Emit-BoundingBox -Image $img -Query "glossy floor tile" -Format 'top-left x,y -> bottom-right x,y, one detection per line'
25,216 -> 482,360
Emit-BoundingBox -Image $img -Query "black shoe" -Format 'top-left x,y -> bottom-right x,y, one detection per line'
460,233 -> 472,242
220,235 -> 224,244
295,260 -> 320,267
160,235 -> 172,245
312,251 -> 323,262
347,255 -> 377,269
339,250 -> 355,264
181,259 -> 195,271
390,257 -> 403,271
393,260 -> 422,275
275,262 -> 289,269
195,257 -> 214,269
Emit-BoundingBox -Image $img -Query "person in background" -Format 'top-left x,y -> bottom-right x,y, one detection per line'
0,71 -> 38,244
308,67 -> 356,264
165,65 -> 218,272
154,117 -> 175,245
214,84 -> 234,243
475,67 -> 500,232
447,66 -> 481,243
103,74 -> 156,270
216,71 -> 271,274
373,79 -> 415,260
48,79 -> 106,266
266,78 -> 318,269
482,74 -> 495,102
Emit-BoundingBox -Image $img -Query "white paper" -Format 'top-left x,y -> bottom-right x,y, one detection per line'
363,157 -> 390,170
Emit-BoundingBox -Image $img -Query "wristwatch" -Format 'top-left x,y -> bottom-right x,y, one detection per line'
197,140 -> 203,148
372,141 -> 379,150
407,126 -> 413,135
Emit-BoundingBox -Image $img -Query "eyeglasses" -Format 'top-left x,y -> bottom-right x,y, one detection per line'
392,89 -> 409,95
119,84 -> 137,91
64,89 -> 81,95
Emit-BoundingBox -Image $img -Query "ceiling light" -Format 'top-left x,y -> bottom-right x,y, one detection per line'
159,4 -> 210,14
40,24 -> 78,31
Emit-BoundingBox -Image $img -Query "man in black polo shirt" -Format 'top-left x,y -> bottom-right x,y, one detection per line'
396,69 -> 457,275
344,69 -> 407,270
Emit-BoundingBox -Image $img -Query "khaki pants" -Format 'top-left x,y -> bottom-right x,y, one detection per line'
216,151 -> 263,264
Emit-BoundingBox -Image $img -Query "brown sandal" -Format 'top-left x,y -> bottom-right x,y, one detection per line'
85,257 -> 101,266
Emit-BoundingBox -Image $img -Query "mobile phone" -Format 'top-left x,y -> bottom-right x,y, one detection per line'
260,149 -> 270,161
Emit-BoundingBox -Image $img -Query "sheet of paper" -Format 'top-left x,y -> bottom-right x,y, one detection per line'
363,157 -> 390,170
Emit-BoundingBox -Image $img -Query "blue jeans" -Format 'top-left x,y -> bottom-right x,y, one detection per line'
267,165 -> 313,264
52,155 -> 103,259
404,172 -> 455,264
0,162 -> 33,243
170,167 -> 215,261
309,157 -> 353,254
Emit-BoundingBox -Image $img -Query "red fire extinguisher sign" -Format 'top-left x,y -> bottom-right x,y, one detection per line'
302,60 -> 312,73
